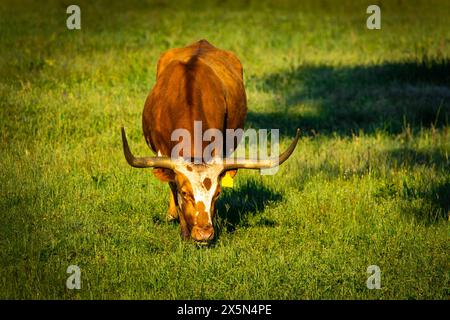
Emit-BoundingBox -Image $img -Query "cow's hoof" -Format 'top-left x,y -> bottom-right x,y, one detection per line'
181,230 -> 190,241
166,211 -> 178,222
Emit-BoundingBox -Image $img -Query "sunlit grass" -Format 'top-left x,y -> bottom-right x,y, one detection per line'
0,0 -> 449,299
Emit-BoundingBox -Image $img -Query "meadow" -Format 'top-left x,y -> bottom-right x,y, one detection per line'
0,0 -> 449,299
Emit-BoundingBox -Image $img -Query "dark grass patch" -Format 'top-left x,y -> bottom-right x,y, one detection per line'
248,59 -> 450,137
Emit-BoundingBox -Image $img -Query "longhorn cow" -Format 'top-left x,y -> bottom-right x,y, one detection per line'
122,40 -> 299,243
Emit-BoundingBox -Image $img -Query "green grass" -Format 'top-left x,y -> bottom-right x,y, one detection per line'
1,0 -> 449,299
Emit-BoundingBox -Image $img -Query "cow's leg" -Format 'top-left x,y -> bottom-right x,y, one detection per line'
178,209 -> 190,240
179,209 -> 191,240
167,182 -> 179,221
167,182 -> 189,240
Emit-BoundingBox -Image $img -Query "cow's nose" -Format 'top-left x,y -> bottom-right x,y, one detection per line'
191,225 -> 214,243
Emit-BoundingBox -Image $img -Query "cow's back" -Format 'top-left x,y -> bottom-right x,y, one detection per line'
143,40 -> 247,158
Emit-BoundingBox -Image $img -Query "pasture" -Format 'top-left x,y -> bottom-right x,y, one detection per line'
0,0 -> 449,299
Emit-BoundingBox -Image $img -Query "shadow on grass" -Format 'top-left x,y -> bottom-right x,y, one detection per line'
374,147 -> 450,224
246,59 -> 450,225
399,180 -> 450,224
215,179 -> 282,233
385,146 -> 449,168
247,58 -> 450,137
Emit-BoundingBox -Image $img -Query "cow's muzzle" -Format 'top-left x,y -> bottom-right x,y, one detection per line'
191,224 -> 214,243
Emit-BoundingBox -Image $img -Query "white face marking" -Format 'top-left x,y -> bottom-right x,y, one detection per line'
174,164 -> 222,224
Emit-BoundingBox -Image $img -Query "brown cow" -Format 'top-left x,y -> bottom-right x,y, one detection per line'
121,40 -> 299,243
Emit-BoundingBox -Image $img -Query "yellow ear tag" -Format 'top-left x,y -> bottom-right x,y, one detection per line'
221,172 -> 234,188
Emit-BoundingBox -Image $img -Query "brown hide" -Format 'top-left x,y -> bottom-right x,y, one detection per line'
142,39 -> 247,159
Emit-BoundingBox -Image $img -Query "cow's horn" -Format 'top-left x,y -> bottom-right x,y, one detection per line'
223,128 -> 300,171
121,127 -> 175,169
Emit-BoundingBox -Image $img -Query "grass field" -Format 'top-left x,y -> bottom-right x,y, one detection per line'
0,0 -> 449,299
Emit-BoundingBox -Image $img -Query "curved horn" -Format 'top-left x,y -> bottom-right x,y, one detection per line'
223,128 -> 301,171
121,127 -> 175,169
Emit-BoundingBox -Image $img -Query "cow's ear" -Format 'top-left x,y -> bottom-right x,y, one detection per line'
153,168 -> 175,182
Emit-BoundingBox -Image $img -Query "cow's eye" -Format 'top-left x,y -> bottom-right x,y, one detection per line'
180,190 -> 189,198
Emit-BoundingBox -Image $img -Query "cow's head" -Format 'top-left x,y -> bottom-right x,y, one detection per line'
152,163 -> 228,243
121,127 -> 300,244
